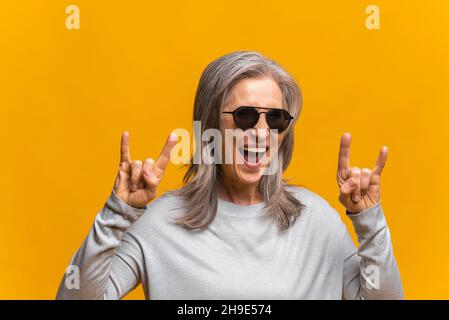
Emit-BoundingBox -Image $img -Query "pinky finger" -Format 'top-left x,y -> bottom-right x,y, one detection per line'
373,146 -> 388,176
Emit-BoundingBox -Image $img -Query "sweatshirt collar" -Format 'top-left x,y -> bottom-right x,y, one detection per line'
217,197 -> 267,219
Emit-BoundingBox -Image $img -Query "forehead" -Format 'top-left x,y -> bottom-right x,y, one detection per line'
224,77 -> 283,108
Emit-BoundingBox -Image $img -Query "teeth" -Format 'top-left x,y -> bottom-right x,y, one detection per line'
244,147 -> 266,153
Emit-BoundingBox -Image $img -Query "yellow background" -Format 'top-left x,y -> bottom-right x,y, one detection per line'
1,0 -> 448,299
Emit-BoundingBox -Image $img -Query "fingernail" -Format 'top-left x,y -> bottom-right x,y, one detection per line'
169,132 -> 178,141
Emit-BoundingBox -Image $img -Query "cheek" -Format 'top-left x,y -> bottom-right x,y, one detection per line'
220,117 -> 235,131
278,134 -> 285,146
271,132 -> 285,148
267,133 -> 285,160
220,118 -> 238,146
219,120 -> 236,163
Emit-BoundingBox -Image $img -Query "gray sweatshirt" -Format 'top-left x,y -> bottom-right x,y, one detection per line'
56,186 -> 403,300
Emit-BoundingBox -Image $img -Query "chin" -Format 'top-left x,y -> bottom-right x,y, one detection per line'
234,164 -> 263,185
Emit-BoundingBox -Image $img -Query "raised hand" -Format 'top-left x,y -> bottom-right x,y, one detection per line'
337,133 -> 388,214
113,131 -> 178,209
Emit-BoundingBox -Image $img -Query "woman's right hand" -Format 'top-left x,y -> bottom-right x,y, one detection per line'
113,131 -> 178,209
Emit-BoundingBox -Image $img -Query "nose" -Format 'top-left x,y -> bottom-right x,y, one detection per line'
249,114 -> 270,144
256,112 -> 270,130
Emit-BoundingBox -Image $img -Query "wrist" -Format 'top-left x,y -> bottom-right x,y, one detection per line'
107,190 -> 147,222
346,201 -> 381,216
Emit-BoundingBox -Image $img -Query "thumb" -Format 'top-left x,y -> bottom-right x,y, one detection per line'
114,169 -> 129,192
142,166 -> 159,192
340,173 -> 361,203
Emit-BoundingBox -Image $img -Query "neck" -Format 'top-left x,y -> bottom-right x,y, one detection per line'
217,176 -> 262,205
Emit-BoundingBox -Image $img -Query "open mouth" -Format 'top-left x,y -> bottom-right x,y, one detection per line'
238,145 -> 269,164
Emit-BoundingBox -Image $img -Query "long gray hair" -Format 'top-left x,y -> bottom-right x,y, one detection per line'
173,51 -> 305,231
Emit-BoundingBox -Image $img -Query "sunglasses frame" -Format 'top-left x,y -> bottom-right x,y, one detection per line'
222,106 -> 294,133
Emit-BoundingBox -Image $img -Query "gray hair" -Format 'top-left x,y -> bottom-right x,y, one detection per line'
173,51 -> 305,231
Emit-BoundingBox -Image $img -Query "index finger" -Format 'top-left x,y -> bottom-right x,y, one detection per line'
154,132 -> 178,172
120,131 -> 131,163
373,146 -> 388,176
338,132 -> 351,174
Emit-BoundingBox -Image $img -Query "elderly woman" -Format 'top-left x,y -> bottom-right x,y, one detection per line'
56,51 -> 403,300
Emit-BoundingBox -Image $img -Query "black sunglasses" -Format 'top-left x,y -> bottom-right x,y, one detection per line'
222,106 -> 294,133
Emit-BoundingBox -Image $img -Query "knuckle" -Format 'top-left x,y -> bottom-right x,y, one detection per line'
133,160 -> 142,167
144,158 -> 154,165
119,162 -> 127,171
362,168 -> 371,175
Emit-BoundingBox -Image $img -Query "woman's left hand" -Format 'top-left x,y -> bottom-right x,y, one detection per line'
337,133 -> 388,214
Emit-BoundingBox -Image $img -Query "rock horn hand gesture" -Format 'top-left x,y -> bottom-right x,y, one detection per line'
337,133 -> 388,214
113,131 -> 178,209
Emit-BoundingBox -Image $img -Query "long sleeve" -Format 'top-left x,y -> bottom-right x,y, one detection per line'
56,190 -> 147,300
342,202 -> 404,300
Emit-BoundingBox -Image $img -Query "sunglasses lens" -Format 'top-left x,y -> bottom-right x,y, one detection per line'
266,109 -> 291,133
234,107 -> 259,130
